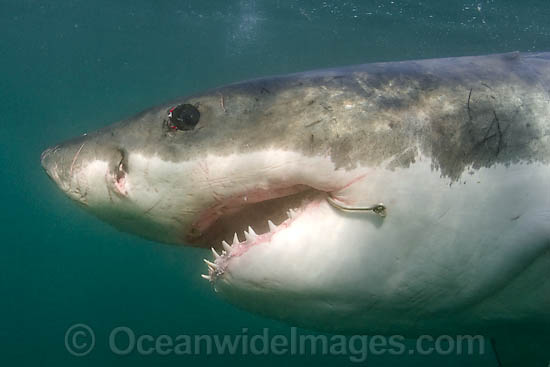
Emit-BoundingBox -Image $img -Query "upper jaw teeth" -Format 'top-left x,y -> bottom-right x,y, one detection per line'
201,210 -> 297,282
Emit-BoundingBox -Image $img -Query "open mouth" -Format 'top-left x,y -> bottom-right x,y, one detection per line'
192,173 -> 385,282
189,185 -> 328,282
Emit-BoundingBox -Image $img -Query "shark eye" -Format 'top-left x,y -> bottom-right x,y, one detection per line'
168,104 -> 200,131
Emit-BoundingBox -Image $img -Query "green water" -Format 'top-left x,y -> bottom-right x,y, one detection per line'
2,1 -> 550,365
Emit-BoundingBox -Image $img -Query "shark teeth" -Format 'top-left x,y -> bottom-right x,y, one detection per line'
203,259 -> 218,272
244,226 -> 256,242
232,232 -> 240,245
222,240 -> 232,252
201,211 -> 299,282
286,208 -> 298,219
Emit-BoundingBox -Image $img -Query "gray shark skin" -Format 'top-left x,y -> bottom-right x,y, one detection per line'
42,52 -> 550,365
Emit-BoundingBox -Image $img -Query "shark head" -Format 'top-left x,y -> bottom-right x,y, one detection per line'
40,74 -> 365,251
41,69 -> 396,334
42,54 -> 550,351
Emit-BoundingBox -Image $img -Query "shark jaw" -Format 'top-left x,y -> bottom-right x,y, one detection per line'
202,198 -> 321,283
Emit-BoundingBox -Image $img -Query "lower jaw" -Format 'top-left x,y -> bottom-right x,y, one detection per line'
203,197 -> 317,282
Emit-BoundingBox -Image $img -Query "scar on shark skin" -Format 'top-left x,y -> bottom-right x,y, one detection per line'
218,92 -> 226,113
69,143 -> 85,177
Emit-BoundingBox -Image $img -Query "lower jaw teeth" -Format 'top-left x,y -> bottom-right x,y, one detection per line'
202,208 -> 299,282
222,240 -> 231,252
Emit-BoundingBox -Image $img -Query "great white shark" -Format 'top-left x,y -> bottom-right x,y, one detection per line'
41,52 -> 550,365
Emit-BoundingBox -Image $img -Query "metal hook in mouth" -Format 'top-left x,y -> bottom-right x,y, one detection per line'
326,195 -> 387,217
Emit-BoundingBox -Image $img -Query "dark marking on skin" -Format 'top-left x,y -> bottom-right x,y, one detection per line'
438,207 -> 451,220
320,102 -> 333,112
377,95 -> 406,110
493,111 -> 504,156
105,174 -> 114,203
467,88 -> 473,123
474,110 -> 505,156
305,119 -> 323,128
511,215 -> 521,221
388,147 -> 417,170
143,199 -> 162,215
332,137 -> 352,163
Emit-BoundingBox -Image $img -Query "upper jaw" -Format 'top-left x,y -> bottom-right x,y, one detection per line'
186,188 -> 326,248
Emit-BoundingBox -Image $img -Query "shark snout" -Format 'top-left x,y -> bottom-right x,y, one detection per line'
40,140 -> 88,194
41,145 -> 62,185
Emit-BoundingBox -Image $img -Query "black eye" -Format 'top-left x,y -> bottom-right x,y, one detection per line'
168,104 -> 200,131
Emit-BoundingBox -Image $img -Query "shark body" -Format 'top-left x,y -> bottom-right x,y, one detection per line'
42,52 -> 550,365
